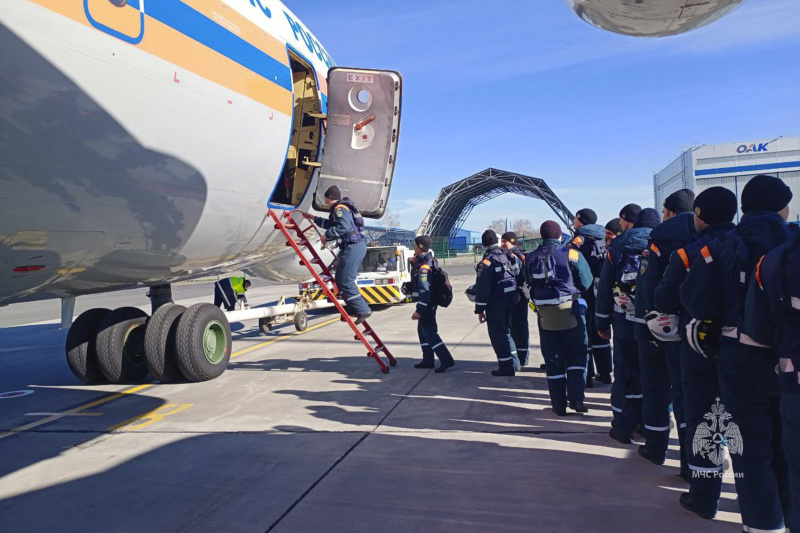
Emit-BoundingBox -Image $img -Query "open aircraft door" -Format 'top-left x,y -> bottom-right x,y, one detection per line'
315,68 -> 402,218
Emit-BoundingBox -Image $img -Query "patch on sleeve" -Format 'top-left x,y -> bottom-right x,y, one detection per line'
335,206 -> 345,218
481,258 -> 491,266
568,249 -> 580,262
701,246 -> 713,264
572,236 -> 584,247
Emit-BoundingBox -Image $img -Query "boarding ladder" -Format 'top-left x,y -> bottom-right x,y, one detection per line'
268,209 -> 397,373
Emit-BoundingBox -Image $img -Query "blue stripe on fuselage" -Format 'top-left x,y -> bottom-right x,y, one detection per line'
695,161 -> 800,177
145,0 -> 292,91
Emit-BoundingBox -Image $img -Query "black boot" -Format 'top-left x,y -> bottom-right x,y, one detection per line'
354,311 -> 372,325
638,445 -> 665,466
414,361 -> 434,369
434,360 -> 455,373
595,373 -> 612,385
552,406 -> 567,416
608,428 -> 632,444
569,401 -> 589,413
491,368 -> 515,377
679,493 -> 716,520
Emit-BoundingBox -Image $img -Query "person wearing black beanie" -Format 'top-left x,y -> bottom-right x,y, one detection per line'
663,189 -> 695,219
574,208 -> 598,228
500,231 -> 531,368
501,231 -> 517,245
741,174 -> 793,215
482,229 -> 498,247
652,185 -> 738,516
605,219 -> 623,246
680,174 -> 797,529
619,203 -> 642,231
540,220 -> 562,241
324,185 -> 342,201
634,207 -> 661,229
411,234 -> 455,373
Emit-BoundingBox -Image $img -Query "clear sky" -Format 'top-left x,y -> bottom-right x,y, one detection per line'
291,0 -> 800,233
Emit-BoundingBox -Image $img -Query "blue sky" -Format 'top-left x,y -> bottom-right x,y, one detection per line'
292,0 -> 800,232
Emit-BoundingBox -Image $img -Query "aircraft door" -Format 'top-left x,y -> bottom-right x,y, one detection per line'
315,68 -> 402,218
85,0 -> 146,44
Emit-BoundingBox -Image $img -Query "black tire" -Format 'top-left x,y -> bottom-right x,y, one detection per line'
144,304 -> 186,382
175,303 -> 232,382
65,308 -> 112,384
258,317 -> 272,335
293,311 -> 308,332
96,307 -> 149,383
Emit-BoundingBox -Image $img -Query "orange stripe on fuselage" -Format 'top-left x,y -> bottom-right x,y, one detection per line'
24,0 -> 293,115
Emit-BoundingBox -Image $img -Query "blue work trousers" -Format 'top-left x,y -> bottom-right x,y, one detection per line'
486,299 -> 517,373
417,307 -> 453,365
681,342 -> 722,516
611,329 -> 642,437
586,298 -> 612,377
782,392 -> 800,532
511,298 -> 530,366
666,340 -> 688,474
336,241 -> 370,316
538,318 -> 588,410
718,341 -> 790,533
639,339 -> 671,462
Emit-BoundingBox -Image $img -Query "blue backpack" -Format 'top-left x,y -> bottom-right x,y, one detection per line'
613,252 -> 642,315
527,245 -> 578,305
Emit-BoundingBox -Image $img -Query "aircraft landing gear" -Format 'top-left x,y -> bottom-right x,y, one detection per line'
64,285 -> 233,385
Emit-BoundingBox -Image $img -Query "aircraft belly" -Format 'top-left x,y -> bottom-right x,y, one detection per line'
561,0 -> 747,36
0,1 -> 295,302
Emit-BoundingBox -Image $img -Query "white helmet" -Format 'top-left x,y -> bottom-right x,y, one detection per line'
644,311 -> 680,343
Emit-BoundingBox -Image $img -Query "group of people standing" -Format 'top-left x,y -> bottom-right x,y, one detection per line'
408,174 -> 798,532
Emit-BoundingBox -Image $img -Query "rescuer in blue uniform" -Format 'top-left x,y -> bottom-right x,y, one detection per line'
570,208 -> 612,387
410,235 -> 455,373
654,187 -> 737,519
304,186 -> 371,325
746,230 -> 800,533
636,189 -> 696,468
530,220 -> 594,415
605,218 -> 623,247
475,230 -> 519,376
681,175 -> 794,532
596,204 -> 653,444
501,231 -> 530,368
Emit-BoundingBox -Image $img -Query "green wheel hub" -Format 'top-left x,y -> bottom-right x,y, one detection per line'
203,320 -> 227,364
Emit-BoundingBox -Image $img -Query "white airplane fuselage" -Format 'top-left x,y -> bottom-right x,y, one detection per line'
0,0 -> 335,305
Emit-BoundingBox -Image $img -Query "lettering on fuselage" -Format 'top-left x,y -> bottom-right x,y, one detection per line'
737,142 -> 770,154
283,12 -> 334,68
249,0 -> 271,18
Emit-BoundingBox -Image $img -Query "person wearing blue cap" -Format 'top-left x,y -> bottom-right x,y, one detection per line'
681,175 -> 794,531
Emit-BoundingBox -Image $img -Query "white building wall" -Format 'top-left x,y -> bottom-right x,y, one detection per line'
653,136 -> 800,223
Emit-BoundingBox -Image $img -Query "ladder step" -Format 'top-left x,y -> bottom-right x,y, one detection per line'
361,328 -> 373,336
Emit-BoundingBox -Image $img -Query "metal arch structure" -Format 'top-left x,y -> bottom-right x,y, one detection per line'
416,168 -> 575,239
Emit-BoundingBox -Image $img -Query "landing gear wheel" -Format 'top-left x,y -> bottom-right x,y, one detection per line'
96,307 -> 149,383
175,303 -> 232,382
258,317 -> 272,335
144,304 -> 186,382
66,308 -> 112,384
293,311 -> 308,332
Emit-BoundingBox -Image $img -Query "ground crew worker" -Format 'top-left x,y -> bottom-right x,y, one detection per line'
303,186 -> 371,325
654,187 -> 737,519
681,175 -> 794,533
746,230 -> 800,533
596,205 -> 652,444
529,220 -> 593,415
605,219 -> 623,247
214,276 -> 251,311
410,235 -> 455,373
475,230 -> 519,376
501,231 -> 530,368
637,189 -> 695,469
570,208 -> 611,387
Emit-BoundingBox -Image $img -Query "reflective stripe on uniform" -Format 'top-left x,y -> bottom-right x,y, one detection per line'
792,296 -> 800,310
418,301 -> 428,306
592,343 -> 611,349
644,424 -> 670,432
596,312 -> 610,319
432,342 -> 444,350
567,366 -> 585,371
547,374 -> 567,380
504,286 -> 517,293
742,525 -> 787,533
679,423 -> 687,429
688,464 -> 723,473
498,357 -> 513,362
677,248 -> 690,271
611,405 -> 622,413
420,343 -> 429,346
625,394 -> 643,399
701,246 -> 713,264
476,302 -> 488,306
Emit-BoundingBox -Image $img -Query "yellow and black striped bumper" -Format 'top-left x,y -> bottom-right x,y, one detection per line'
307,285 -> 405,305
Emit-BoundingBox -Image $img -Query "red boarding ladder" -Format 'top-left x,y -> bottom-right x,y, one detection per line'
268,209 -> 397,373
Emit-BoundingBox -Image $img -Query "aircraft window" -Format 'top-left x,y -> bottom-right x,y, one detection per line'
348,87 -> 372,112
357,89 -> 371,105
109,0 -> 128,6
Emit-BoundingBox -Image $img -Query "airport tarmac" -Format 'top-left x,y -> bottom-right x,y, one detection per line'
0,268 -> 742,532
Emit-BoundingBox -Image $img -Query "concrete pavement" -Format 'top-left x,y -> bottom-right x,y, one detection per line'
0,271 -> 742,532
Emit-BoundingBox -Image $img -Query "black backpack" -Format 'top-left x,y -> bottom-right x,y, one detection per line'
430,265 -> 453,308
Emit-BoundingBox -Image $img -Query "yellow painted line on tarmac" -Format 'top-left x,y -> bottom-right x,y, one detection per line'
111,403 -> 193,432
0,384 -> 153,441
230,317 -> 340,360
0,316 -> 340,440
